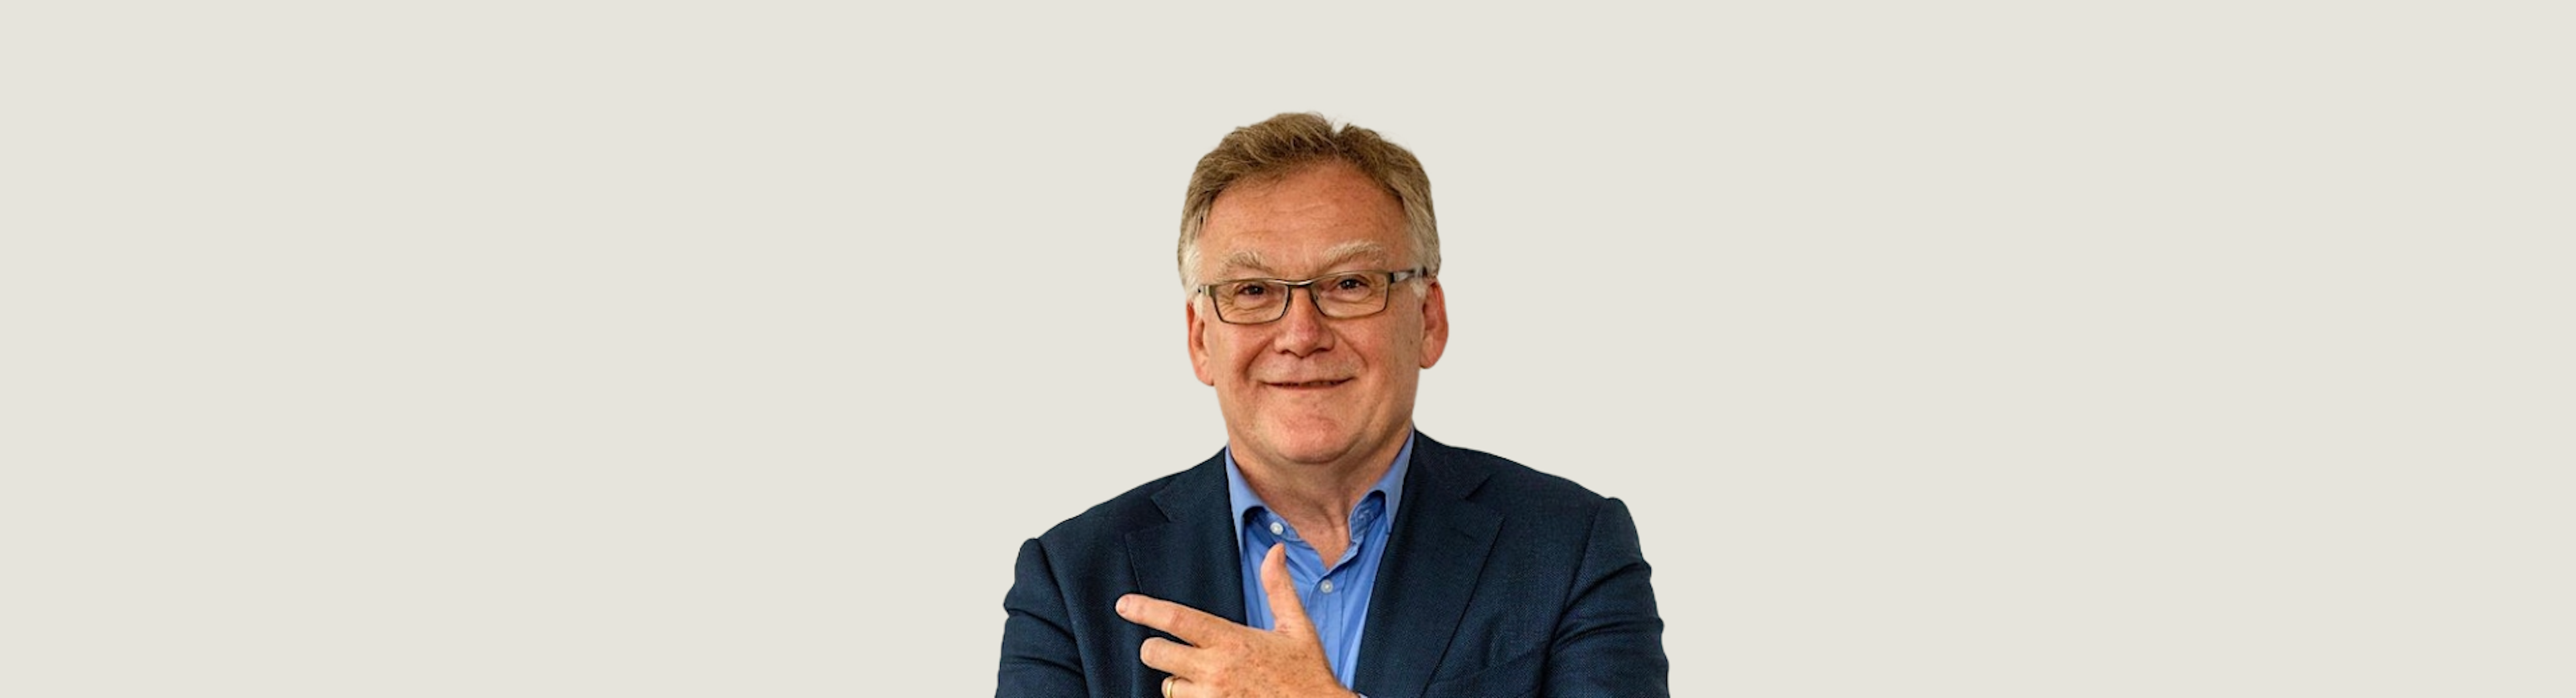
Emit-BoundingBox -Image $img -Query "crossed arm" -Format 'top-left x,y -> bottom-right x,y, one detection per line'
997,542 -> 1350,698
1118,545 -> 1356,698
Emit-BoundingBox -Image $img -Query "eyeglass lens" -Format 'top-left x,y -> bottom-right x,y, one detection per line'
1214,272 -> 1391,323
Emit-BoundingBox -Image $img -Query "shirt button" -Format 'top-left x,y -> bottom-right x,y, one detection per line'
1269,521 -> 1284,536
1320,579 -> 1336,593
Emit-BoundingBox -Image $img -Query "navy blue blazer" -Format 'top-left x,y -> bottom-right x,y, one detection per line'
997,433 -> 1668,698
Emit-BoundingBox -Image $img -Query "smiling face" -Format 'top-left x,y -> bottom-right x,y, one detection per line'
1187,160 -> 1450,472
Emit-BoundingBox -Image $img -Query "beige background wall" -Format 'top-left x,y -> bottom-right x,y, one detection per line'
5,2 -> 2568,696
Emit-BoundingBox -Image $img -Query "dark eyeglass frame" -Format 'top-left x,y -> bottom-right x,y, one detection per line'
1195,268 -> 1431,325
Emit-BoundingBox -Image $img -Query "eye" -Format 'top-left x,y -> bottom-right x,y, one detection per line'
1232,283 -> 1267,297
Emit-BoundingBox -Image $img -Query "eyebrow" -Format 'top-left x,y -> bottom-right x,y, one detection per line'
1217,240 -> 1393,279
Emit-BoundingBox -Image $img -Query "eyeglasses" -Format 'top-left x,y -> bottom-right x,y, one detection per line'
1196,268 -> 1430,325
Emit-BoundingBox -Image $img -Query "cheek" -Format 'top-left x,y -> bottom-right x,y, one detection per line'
1359,328 -> 1413,365
1210,334 -> 1264,376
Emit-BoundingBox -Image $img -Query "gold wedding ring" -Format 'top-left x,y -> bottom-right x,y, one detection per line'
1162,676 -> 1176,698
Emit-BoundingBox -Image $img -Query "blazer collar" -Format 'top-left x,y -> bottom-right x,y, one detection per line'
1128,450 -> 1248,624
1354,432 -> 1503,697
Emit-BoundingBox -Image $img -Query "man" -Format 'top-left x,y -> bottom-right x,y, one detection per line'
997,113 -> 1666,698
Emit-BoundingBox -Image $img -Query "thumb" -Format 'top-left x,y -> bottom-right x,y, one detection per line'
1260,543 -> 1316,636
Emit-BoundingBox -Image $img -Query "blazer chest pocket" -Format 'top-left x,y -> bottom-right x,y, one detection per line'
1419,645 -> 1543,698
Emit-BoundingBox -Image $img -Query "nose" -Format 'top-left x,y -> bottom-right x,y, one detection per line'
1271,285 -> 1335,357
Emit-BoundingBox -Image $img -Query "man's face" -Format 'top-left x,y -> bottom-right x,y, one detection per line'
1187,162 -> 1450,470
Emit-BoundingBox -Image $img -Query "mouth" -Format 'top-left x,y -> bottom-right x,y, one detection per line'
1265,378 -> 1352,391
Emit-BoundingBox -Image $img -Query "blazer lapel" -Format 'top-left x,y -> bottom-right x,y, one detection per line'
1127,452 -> 1248,626
1352,433 -> 1504,698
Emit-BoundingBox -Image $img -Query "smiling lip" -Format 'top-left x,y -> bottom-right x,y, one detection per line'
1265,379 -> 1352,389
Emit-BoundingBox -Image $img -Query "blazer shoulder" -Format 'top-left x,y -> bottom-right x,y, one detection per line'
1032,471 -> 1173,546
1420,436 -> 1615,511
1028,452 -> 1223,548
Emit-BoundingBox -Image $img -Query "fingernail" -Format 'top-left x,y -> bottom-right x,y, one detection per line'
1116,595 -> 1132,614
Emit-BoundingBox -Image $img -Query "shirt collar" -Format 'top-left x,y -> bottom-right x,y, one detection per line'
1224,429 -> 1415,544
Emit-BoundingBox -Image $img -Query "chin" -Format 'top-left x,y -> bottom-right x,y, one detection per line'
1254,419 -> 1365,465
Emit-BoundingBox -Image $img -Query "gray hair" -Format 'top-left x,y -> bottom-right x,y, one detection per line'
1177,113 -> 1439,289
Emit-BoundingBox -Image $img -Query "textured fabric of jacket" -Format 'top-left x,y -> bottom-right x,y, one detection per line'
996,433 -> 1668,698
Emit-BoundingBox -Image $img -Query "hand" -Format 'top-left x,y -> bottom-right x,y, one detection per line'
1117,544 -> 1354,698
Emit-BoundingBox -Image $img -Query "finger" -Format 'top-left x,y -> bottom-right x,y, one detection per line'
1117,593 -> 1232,646
1259,544 -> 1318,635
1138,636 -> 1204,678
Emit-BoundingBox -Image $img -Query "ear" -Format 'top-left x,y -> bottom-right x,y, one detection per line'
1416,279 -> 1449,369
1187,296 -> 1217,386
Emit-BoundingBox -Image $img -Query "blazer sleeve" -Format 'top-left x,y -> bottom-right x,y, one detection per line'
998,538 -> 1089,698
1546,497 -> 1670,697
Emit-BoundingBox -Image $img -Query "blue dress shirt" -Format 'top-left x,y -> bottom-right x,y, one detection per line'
1224,432 -> 1413,690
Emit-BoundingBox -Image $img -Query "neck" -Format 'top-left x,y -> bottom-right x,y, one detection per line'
1232,427 -> 1409,533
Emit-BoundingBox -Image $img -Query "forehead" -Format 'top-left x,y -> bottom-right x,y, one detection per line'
1199,162 -> 1407,276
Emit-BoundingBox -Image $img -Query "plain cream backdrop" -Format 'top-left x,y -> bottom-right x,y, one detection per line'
4,2 -> 2569,697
